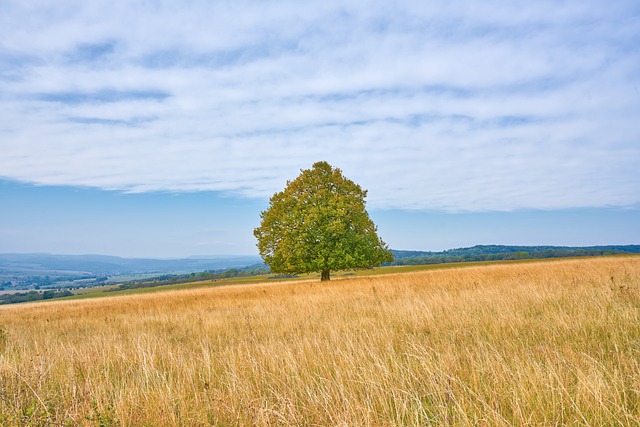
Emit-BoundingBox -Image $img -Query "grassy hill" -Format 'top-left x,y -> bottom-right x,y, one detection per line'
1,255 -> 639,425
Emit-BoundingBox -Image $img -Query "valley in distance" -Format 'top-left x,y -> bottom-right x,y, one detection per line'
1,245 -> 639,305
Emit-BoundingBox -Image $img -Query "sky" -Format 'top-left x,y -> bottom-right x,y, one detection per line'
1,0 -> 639,258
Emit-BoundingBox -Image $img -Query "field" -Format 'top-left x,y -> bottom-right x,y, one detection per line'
1,256 -> 639,426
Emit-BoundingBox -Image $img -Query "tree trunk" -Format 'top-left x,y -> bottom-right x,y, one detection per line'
321,270 -> 330,281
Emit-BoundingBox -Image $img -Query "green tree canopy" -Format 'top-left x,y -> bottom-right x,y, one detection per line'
254,161 -> 393,281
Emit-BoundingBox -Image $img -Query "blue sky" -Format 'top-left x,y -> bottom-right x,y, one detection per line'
1,1 -> 639,258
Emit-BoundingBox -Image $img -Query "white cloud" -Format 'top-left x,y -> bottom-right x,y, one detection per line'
1,0 -> 639,211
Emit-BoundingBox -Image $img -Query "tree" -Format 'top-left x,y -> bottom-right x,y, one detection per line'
254,161 -> 393,281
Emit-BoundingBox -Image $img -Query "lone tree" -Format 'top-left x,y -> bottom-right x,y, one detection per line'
254,161 -> 393,281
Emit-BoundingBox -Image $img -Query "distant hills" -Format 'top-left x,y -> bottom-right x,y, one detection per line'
389,245 -> 640,265
2,245 -> 639,278
1,245 -> 639,295
0,253 -> 262,278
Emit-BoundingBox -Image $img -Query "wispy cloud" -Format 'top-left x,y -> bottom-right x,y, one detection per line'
35,89 -> 170,104
1,0 -> 638,211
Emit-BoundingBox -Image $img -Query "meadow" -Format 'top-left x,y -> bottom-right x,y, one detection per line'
0,256 -> 639,426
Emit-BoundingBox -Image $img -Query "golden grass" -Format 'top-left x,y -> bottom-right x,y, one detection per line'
1,256 -> 639,426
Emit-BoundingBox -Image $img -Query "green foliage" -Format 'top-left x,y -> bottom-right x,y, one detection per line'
0,289 -> 73,305
87,401 -> 119,427
254,161 -> 393,280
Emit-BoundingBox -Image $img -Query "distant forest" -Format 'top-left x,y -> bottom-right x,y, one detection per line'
0,289 -> 73,305
387,245 -> 640,265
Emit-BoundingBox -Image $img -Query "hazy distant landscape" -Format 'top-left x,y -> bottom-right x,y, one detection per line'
2,245 -> 639,305
3,245 -> 639,290
0,253 -> 262,289
0,253 -> 262,277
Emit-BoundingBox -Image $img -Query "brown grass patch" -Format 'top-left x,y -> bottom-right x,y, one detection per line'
1,256 -> 639,425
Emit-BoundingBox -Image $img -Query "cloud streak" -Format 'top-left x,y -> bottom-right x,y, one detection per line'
1,0 -> 639,211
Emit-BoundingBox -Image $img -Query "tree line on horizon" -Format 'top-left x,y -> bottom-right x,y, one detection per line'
388,245 -> 640,265
0,289 -> 73,305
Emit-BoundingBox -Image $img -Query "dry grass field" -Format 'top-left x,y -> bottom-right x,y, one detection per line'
1,256 -> 639,426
